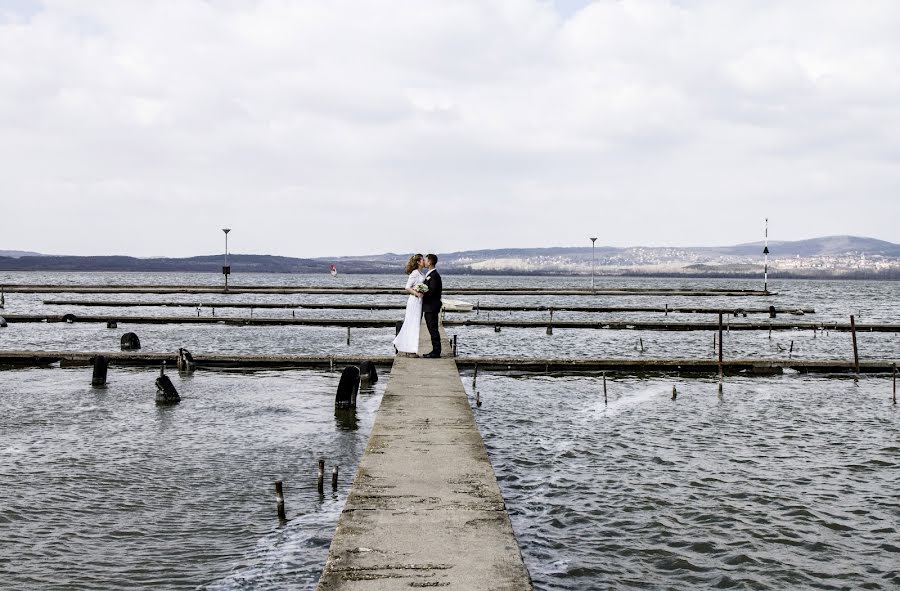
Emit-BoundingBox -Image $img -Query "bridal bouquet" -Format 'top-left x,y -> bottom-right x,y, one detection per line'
415,283 -> 429,293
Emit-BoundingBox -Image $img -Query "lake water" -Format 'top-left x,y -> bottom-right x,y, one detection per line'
1,272 -> 898,589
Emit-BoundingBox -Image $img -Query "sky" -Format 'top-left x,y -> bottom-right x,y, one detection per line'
1,0 -> 899,258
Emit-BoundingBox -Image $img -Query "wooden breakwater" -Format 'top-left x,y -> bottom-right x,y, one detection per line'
3,314 -> 895,332
42,299 -> 814,315
1,350 -> 896,375
2,284 -> 774,296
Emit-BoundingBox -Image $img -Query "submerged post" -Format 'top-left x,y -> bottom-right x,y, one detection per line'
332,465 -> 339,491
317,459 -> 325,494
275,480 -> 286,521
346,327 -> 351,346
850,315 -> 860,376
91,355 -> 108,386
892,363 -> 896,405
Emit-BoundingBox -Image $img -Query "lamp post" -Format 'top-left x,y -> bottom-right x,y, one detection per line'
222,228 -> 231,291
590,237 -> 598,293
762,219 -> 769,293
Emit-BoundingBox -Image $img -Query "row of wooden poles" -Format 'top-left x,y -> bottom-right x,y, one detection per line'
469,337 -> 898,406
273,459 -> 339,522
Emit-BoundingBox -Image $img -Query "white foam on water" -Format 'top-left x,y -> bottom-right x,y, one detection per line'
600,385 -> 668,417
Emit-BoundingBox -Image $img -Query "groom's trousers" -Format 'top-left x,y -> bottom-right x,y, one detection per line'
423,309 -> 441,356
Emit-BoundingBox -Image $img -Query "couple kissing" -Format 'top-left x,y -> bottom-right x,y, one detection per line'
392,253 -> 443,358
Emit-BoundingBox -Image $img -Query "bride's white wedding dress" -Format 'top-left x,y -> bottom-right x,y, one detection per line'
392,269 -> 424,354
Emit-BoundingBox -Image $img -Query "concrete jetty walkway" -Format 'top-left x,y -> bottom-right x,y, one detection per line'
316,322 -> 532,590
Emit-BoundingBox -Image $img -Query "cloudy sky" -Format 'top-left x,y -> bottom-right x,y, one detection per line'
1,0 -> 898,257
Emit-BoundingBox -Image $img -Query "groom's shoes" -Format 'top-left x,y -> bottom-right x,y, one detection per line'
422,351 -> 441,358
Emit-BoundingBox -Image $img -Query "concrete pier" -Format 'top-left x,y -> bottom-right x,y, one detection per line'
316,322 -> 532,590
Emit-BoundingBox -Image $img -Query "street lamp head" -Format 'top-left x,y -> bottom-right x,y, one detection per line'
590,237 -> 597,244
222,228 -> 231,235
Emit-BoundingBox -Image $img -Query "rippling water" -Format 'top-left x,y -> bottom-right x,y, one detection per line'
465,373 -> 900,590
2,272 -> 899,590
0,367 -> 384,589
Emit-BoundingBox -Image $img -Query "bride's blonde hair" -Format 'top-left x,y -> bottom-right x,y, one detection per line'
404,253 -> 424,275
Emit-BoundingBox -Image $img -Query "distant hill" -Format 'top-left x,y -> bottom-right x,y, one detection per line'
1,236 -> 898,278
0,250 -> 43,258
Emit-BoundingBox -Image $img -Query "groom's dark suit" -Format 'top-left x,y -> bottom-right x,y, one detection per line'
422,269 -> 443,356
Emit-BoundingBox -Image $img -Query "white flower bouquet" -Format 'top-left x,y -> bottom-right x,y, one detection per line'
415,283 -> 429,293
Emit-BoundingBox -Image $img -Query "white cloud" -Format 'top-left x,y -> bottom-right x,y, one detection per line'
0,0 -> 898,257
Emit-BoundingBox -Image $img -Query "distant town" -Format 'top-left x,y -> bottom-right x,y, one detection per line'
2,235 -> 899,279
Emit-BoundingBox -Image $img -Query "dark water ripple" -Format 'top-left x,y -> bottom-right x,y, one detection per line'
0,368 -> 384,590
466,374 -> 900,590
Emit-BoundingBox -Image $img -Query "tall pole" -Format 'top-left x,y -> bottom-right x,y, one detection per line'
590,237 -> 598,293
763,218 -> 769,293
222,228 -> 231,291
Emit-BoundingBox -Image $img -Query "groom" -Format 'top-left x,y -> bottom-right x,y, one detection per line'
421,253 -> 443,358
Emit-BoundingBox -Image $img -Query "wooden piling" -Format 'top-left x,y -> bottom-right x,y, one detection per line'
850,315 -> 860,376
275,480 -> 286,521
91,355 -> 108,386
473,363 -> 478,390
718,313 -> 724,369
789,340 -> 794,359
893,363 -> 896,405
602,372 -> 607,405
671,385 -> 677,401
317,459 -> 325,494
332,466 -> 338,491
639,338 -> 644,352
346,327 -> 351,346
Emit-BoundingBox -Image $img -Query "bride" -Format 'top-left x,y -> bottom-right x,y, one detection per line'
392,253 -> 426,356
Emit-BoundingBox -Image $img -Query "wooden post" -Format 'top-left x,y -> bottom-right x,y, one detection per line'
476,392 -> 482,407
718,313 -> 723,369
602,371 -> 607,406
892,363 -> 896,405
91,355 -> 108,386
275,481 -> 286,521
671,385 -> 677,401
789,340 -> 794,359
639,338 -> 644,353
331,465 -> 338,491
850,315 -> 859,376
346,327 -> 351,345
473,363 -> 478,389
665,303 -> 668,316
317,459 -> 325,494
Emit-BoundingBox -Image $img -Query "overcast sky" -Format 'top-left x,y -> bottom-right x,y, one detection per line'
1,0 -> 898,257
